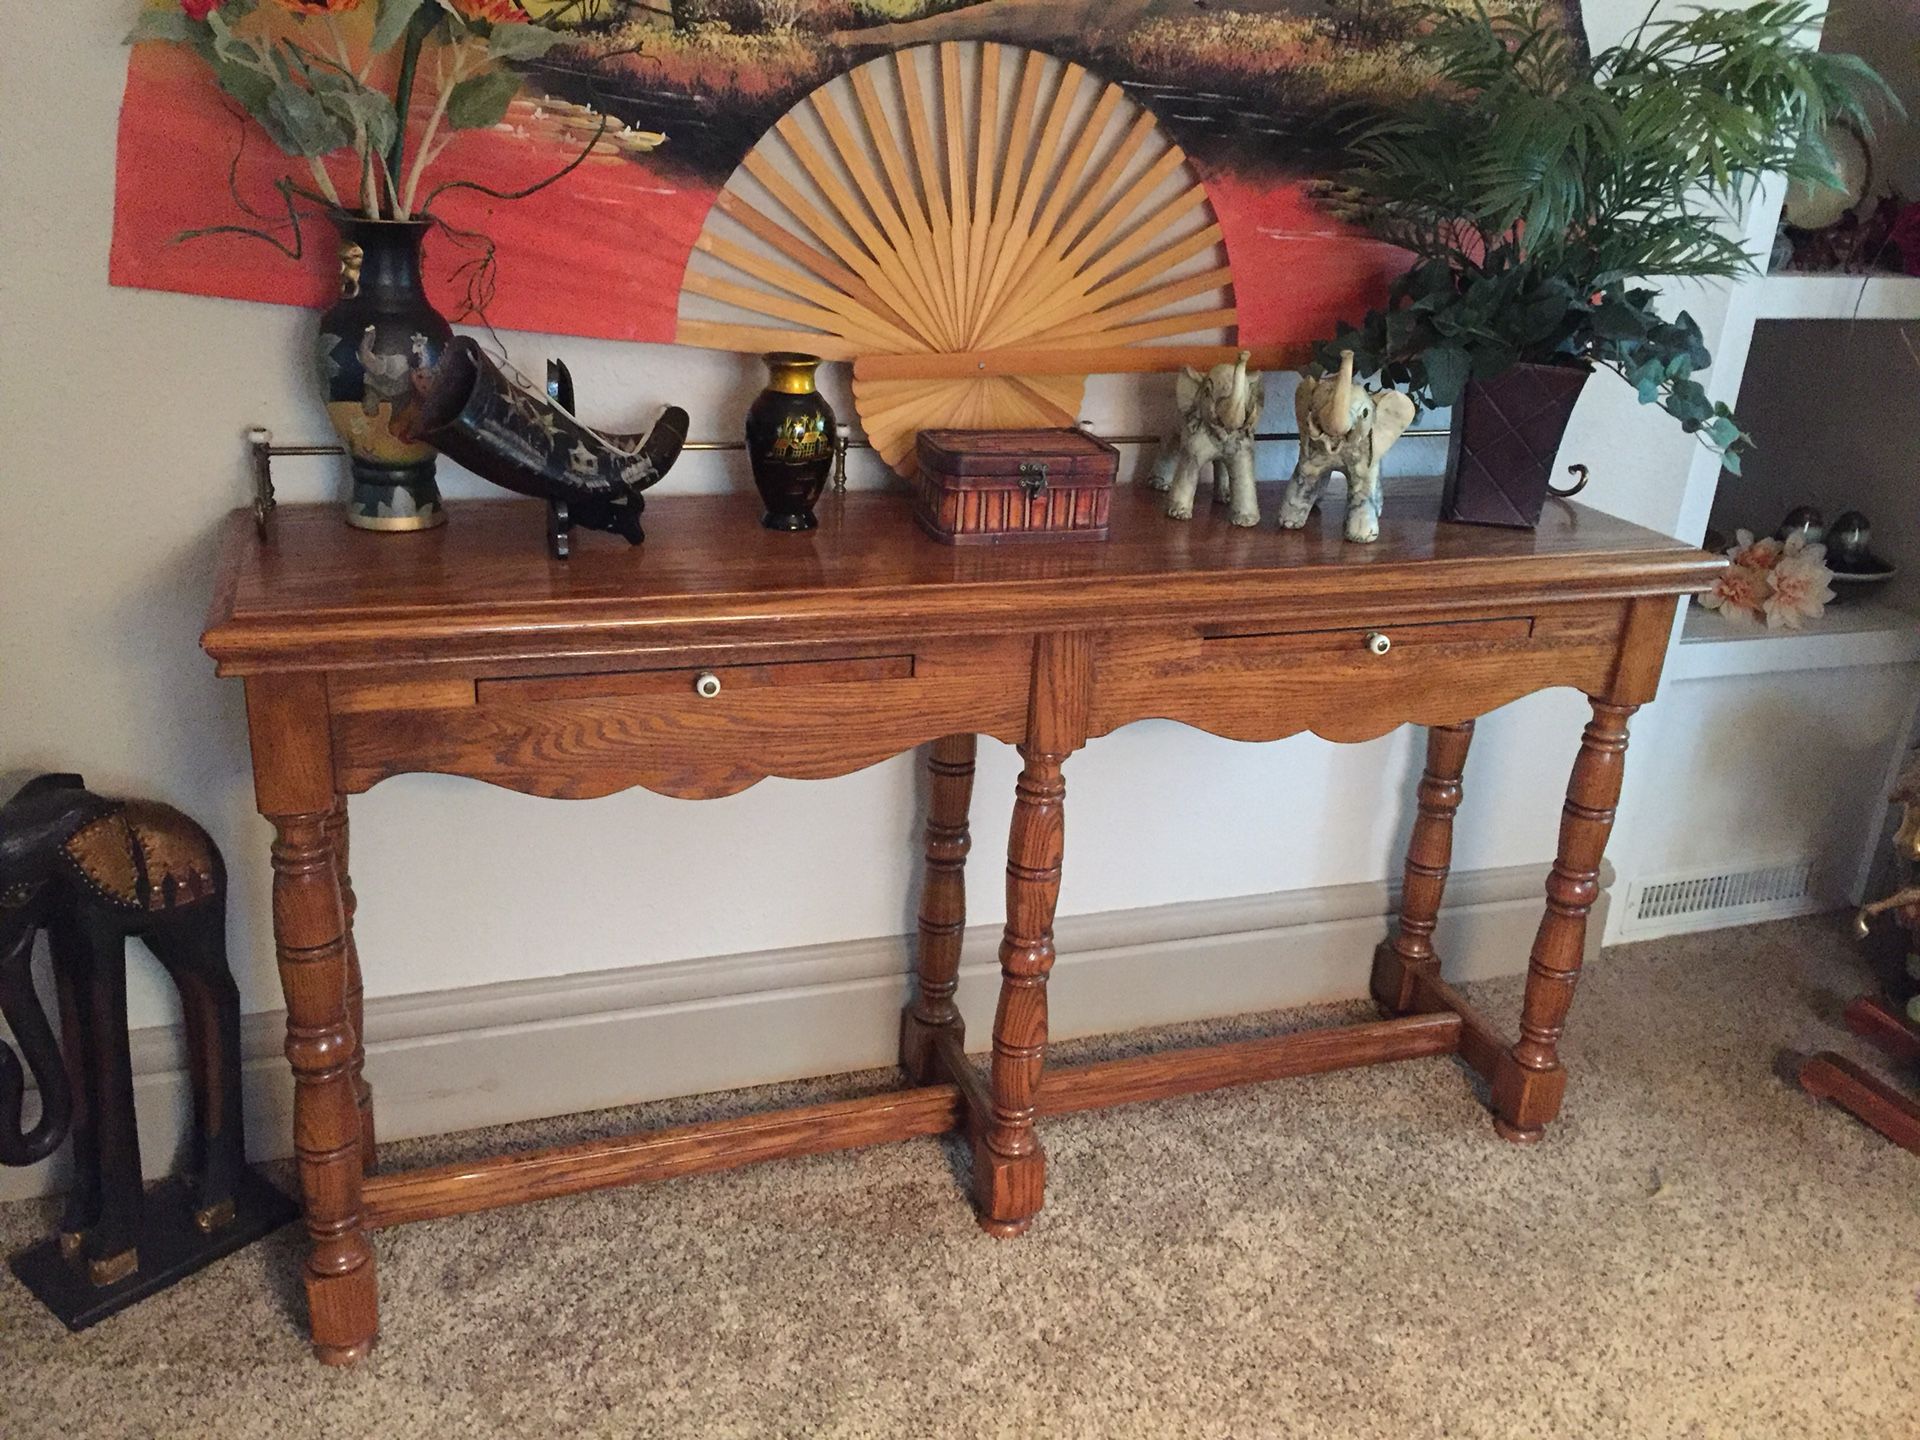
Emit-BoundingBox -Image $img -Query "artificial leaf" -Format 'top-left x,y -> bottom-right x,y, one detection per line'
205,10 -> 252,65
321,85 -> 399,159
1469,341 -> 1520,379
1664,377 -> 1715,426
1518,291 -> 1573,345
1423,346 -> 1472,407
372,0 -> 431,54
1591,298 -> 1648,341
124,12 -> 205,45
268,82 -> 352,157
489,23 -> 565,62
214,60 -> 277,122
446,70 -> 521,131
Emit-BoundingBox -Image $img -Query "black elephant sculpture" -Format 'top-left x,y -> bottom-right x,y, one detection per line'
1,773 -> 292,1327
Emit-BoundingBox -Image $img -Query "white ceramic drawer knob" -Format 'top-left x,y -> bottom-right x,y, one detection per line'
1365,632 -> 1392,657
693,672 -> 723,699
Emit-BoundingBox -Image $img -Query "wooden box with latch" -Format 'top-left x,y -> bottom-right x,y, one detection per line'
912,428 -> 1120,545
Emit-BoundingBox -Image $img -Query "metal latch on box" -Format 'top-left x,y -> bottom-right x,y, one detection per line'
1019,462 -> 1049,500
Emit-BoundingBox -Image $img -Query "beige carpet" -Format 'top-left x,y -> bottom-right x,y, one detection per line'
2,915 -> 1916,1439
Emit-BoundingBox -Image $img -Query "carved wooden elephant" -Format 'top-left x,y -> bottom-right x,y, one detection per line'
1280,351 -> 1418,544
0,774 -> 242,1285
1149,351 -> 1266,527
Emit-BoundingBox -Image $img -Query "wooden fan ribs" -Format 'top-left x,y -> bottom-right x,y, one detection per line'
679,41 -> 1240,472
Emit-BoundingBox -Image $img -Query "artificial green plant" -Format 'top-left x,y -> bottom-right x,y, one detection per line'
1312,1 -> 1894,468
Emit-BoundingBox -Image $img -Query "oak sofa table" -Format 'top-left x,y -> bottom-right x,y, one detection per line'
202,481 -> 1721,1364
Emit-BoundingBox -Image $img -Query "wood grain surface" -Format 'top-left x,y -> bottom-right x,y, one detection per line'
206,478 -> 1717,1364
204,485 -> 1722,675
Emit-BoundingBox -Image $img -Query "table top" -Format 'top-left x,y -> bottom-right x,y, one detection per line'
204,482 -> 1723,674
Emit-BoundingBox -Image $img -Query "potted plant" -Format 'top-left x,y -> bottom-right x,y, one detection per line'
1311,1 -> 1891,528
126,1 -> 656,530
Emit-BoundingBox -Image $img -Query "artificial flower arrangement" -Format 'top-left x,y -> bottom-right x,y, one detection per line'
124,0 -> 669,529
1698,530 -> 1837,630
125,0 -> 634,270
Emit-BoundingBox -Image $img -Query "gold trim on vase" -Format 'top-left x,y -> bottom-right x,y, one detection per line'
346,508 -> 449,533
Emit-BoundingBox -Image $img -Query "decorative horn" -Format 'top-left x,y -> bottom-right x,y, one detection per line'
1321,349 -> 1356,439
395,338 -> 690,546
0,924 -> 71,1167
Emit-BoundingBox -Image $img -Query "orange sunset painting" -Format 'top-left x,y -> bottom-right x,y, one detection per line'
111,1 -> 1588,349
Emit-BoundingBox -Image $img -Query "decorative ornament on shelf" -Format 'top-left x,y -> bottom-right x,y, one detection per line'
1280,349 -> 1417,543
1696,528 -> 1836,630
1775,120 -> 1920,277
1149,352 -> 1265,528
126,0 -> 654,530
393,338 -> 689,557
1825,510 -> 1898,597
744,354 -> 838,533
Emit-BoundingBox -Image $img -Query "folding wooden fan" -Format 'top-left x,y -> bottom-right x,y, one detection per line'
676,41 -> 1288,475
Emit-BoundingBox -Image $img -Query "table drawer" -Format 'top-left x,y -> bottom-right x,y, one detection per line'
330,636 -> 1029,800
476,654 -> 915,704
1090,608 -> 1626,744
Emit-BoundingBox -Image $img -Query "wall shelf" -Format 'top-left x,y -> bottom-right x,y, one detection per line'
1672,599 -> 1920,680
1756,273 -> 1920,322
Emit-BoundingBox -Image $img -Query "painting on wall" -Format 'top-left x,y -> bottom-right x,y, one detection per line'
111,1 -> 1587,351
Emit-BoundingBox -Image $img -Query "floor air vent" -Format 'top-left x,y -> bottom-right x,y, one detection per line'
1620,858 -> 1826,938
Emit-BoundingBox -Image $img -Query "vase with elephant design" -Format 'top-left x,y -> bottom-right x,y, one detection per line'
745,352 -> 837,532
316,217 -> 453,532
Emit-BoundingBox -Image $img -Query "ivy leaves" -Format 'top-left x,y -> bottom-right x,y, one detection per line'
1315,258 -> 1749,464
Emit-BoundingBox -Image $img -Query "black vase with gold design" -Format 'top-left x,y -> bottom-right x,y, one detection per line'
745,353 -> 836,532
316,217 -> 453,532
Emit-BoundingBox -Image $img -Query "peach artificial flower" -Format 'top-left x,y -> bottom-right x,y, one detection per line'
1699,563 -> 1769,624
1763,544 -> 1836,629
1726,528 -> 1782,572
270,0 -> 367,13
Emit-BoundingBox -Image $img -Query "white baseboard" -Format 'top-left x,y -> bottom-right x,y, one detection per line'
0,863 -> 1600,1202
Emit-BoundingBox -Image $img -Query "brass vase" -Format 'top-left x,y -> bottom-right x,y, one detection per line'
745,353 -> 836,532
315,217 -> 453,532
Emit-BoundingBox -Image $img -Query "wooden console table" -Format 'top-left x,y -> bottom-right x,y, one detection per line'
203,482 -> 1720,1364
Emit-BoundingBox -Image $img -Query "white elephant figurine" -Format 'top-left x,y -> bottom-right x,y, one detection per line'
1279,350 -> 1417,544
1148,351 -> 1265,527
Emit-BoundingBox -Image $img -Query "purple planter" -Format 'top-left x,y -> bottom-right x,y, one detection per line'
1441,362 -> 1592,528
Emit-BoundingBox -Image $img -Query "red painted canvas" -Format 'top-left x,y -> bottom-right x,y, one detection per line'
111,1 -> 1587,350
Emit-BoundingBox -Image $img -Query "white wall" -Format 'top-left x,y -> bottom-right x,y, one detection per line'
1,2 -> 1743,1040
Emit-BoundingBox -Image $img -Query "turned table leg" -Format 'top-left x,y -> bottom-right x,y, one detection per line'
973,632 -> 1089,1238
974,744 -> 1069,1237
247,674 -> 376,1365
901,735 -> 978,1085
269,811 -> 378,1364
1493,700 -> 1636,1144
326,800 -> 375,1171
1373,721 -> 1475,1015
